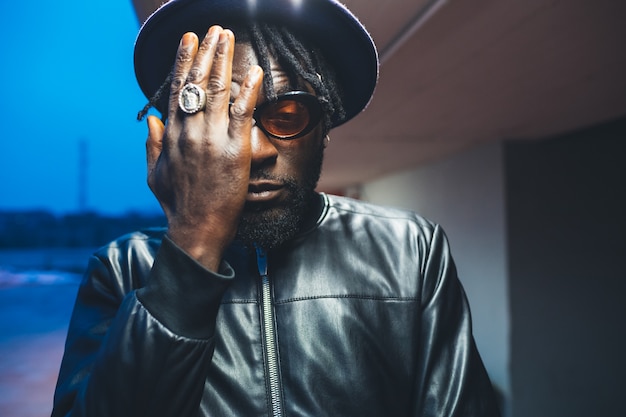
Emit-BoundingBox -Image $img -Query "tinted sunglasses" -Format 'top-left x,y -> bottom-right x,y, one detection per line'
238,91 -> 323,140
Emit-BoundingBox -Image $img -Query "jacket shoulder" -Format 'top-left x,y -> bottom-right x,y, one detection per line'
84,227 -> 167,298
325,194 -> 437,232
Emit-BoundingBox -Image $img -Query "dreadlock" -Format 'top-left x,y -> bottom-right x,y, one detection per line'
137,22 -> 346,134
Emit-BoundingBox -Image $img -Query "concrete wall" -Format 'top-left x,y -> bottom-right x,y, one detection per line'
360,141 -> 511,410
505,119 -> 626,417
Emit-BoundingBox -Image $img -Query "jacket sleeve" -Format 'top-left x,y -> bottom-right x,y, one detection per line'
51,235 -> 234,417
412,224 -> 501,417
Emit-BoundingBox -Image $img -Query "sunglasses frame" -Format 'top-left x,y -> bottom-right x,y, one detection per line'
250,91 -> 324,140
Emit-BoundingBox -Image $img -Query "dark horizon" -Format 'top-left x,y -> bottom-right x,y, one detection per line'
0,210 -> 166,249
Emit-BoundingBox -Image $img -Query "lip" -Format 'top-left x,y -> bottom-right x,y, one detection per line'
246,181 -> 285,203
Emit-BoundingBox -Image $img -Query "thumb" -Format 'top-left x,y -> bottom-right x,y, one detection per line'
146,115 -> 165,175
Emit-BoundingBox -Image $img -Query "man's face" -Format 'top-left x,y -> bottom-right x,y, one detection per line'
230,42 -> 326,250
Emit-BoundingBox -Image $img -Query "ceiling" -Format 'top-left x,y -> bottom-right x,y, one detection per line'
132,0 -> 626,191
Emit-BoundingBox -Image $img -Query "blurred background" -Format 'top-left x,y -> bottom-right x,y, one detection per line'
1,1 -> 625,416
0,2 -> 163,416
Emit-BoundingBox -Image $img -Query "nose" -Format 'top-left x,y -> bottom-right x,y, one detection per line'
250,125 -> 278,169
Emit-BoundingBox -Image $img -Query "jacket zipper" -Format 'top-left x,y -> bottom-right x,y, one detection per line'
256,246 -> 284,417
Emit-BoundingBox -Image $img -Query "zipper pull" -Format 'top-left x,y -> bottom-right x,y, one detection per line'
255,245 -> 268,277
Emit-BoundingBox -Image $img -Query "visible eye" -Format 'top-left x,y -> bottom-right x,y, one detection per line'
259,100 -> 310,138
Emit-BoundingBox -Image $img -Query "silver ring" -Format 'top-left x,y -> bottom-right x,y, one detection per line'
178,83 -> 206,114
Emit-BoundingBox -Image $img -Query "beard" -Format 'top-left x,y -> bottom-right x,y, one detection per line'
235,141 -> 325,250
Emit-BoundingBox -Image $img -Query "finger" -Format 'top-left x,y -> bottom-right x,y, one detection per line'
185,25 -> 221,90
204,30 -> 235,128
167,32 -> 199,123
228,65 -> 263,138
146,115 -> 165,176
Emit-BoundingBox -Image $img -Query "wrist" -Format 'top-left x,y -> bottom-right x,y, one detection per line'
166,224 -> 232,272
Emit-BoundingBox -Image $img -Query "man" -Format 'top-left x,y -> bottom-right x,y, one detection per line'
52,0 -> 500,415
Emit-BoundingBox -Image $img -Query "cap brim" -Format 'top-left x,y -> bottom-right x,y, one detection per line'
134,0 -> 378,126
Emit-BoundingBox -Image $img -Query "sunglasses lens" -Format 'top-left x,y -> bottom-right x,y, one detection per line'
259,100 -> 311,139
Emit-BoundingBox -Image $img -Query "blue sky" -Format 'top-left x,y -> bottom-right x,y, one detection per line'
0,1 -> 162,215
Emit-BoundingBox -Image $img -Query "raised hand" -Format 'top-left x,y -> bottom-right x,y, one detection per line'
146,26 -> 263,271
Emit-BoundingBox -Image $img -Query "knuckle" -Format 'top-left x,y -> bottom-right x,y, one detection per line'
229,102 -> 248,118
170,75 -> 186,92
187,67 -> 204,83
177,134 -> 201,154
198,38 -> 214,54
207,76 -> 227,94
176,47 -> 193,64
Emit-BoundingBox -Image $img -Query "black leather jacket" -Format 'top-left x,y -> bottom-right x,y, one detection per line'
52,194 -> 500,416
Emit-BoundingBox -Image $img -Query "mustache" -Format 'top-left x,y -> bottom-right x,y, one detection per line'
249,170 -> 299,190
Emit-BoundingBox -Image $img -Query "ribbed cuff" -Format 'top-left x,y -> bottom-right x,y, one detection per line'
136,235 -> 234,339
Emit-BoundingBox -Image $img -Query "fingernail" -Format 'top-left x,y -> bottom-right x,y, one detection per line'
251,65 -> 263,80
181,32 -> 194,47
208,25 -> 220,38
219,31 -> 229,44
